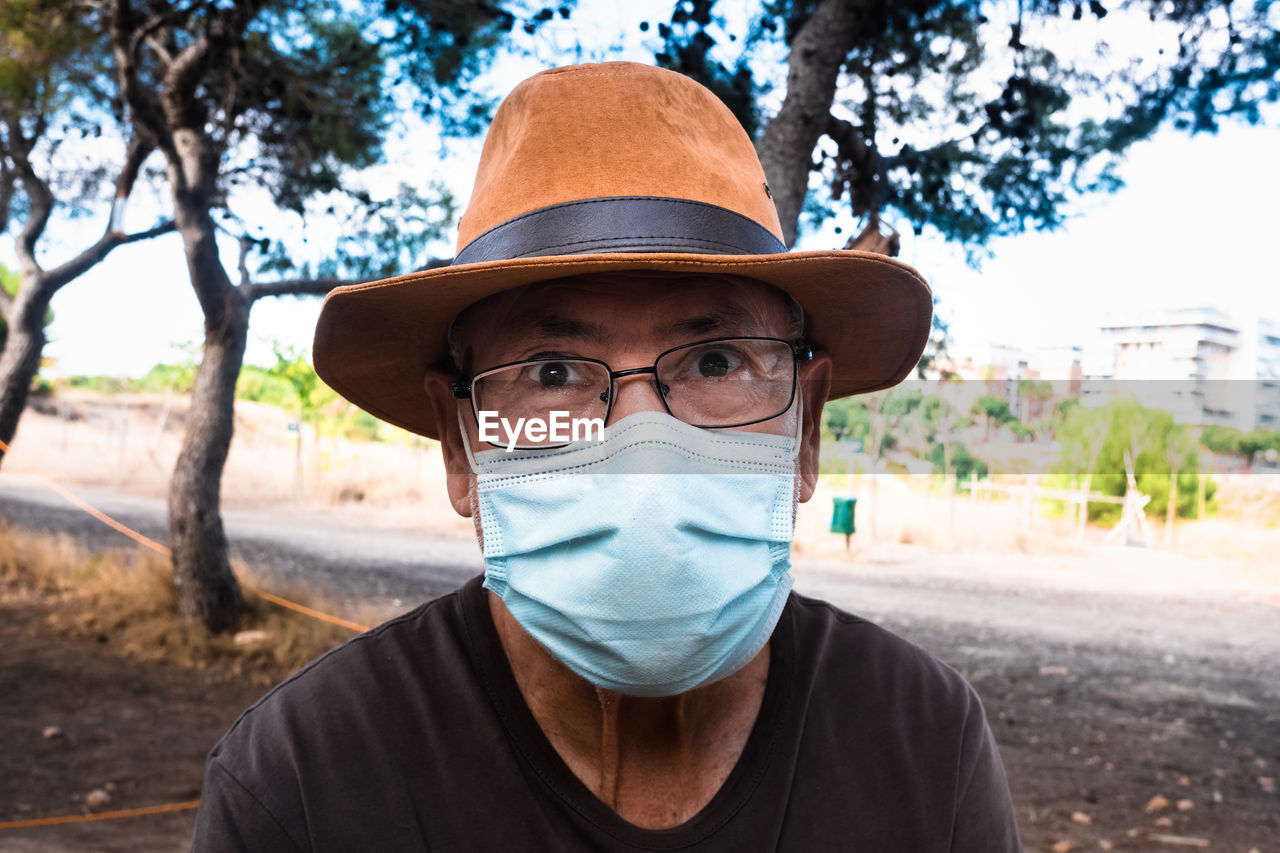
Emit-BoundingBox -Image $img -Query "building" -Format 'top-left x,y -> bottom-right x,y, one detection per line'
1086,307 -> 1280,430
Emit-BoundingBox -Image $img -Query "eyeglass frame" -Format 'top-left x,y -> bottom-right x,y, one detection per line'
451,335 -> 815,433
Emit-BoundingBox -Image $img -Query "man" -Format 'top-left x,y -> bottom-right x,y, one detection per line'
193,62 -> 1021,851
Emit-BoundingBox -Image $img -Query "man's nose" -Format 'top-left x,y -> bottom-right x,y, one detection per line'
606,370 -> 667,424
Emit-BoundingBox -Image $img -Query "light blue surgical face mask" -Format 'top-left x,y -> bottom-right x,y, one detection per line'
464,409 -> 800,697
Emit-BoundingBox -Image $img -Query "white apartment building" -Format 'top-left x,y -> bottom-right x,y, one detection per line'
1087,307 -> 1280,430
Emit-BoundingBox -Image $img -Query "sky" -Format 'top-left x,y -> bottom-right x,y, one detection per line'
7,2 -> 1280,379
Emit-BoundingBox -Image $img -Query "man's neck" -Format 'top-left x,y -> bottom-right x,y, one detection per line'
486,591 -> 769,829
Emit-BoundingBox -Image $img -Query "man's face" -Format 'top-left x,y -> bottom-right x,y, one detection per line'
423,273 -> 832,518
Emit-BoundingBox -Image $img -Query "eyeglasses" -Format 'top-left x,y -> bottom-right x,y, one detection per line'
453,336 -> 813,449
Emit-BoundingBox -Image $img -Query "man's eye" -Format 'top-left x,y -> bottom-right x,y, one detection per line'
534,362 -> 575,387
696,351 -> 732,377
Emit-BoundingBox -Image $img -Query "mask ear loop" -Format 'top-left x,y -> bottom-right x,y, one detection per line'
786,388 -> 805,462
458,406 -> 481,474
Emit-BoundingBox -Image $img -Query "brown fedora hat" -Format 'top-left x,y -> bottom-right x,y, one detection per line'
313,62 -> 931,439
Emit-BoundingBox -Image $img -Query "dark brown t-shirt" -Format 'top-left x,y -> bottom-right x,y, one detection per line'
192,576 -> 1021,851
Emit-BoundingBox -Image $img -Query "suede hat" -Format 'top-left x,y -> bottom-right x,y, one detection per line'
313,62 -> 931,439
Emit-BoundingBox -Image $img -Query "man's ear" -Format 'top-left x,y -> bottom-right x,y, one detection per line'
796,353 -> 832,503
423,366 -> 474,518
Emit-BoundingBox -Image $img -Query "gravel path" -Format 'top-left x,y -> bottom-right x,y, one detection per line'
3,473 -> 1277,669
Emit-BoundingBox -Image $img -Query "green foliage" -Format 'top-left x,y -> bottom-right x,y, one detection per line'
970,394 -> 1015,437
822,396 -> 872,442
971,394 -> 1012,422
1199,424 -> 1280,460
926,440 -> 987,483
266,343 -> 323,417
65,374 -> 130,393
681,1 -> 1280,249
0,2 -> 119,228
384,1 -> 574,136
256,181 -> 458,280
234,366 -> 297,410
131,342 -> 201,394
651,0 -> 764,136
916,294 -> 952,378
237,11 -> 394,214
1051,399 -> 1215,521
0,265 -> 14,351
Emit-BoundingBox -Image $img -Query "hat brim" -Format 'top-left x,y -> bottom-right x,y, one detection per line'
313,250 -> 932,439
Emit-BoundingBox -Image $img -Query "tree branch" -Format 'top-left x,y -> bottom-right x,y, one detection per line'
237,235 -> 253,287
161,33 -> 212,128
244,257 -> 452,302
44,220 -> 176,290
825,114 -> 882,215
0,154 -> 14,236
144,32 -> 175,68
246,277 -> 372,303
1,113 -> 53,275
756,0 -> 870,246
108,0 -> 175,158
105,134 -> 156,236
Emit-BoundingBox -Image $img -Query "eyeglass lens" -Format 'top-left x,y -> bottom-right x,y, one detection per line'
471,338 -> 797,447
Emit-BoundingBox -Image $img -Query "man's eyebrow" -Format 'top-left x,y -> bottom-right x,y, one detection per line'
507,313 -> 611,346
669,305 -> 760,337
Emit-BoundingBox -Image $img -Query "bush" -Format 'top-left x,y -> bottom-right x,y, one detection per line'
1051,399 -> 1214,521
927,441 -> 988,484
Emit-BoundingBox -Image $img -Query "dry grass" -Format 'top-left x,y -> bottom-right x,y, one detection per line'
0,522 -> 355,683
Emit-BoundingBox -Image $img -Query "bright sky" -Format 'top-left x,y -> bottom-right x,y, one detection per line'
8,3 -> 1279,379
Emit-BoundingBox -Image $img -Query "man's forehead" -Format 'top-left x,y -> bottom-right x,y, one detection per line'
453,274 -> 792,353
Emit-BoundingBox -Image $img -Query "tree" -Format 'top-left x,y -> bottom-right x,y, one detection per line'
1017,378 -> 1054,424
267,342 -> 323,493
916,295 -> 952,379
970,393 -> 1014,439
0,2 -> 172,462
1162,421 -> 1197,544
98,0 -> 556,633
1052,399 -> 1213,523
653,1 -> 1280,249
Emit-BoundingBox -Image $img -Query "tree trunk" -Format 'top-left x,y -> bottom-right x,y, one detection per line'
168,295 -> 250,633
756,0 -> 866,246
167,195 -> 249,634
0,283 -> 52,460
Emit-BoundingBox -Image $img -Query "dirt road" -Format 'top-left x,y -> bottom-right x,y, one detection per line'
1,475 -> 1277,850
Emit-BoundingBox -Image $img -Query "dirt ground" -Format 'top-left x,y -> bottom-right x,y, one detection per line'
0,588 -> 267,853
2,559 -> 1277,853
2,396 -> 1278,851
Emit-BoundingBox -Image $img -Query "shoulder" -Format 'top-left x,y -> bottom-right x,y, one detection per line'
785,590 -> 984,728
210,583 -> 474,765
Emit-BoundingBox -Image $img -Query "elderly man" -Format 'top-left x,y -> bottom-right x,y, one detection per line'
193,63 -> 1021,851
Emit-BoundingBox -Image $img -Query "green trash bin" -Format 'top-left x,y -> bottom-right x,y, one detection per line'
830,496 -> 856,550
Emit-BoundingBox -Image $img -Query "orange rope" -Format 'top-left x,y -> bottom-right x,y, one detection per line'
40,478 -> 172,556
246,585 -> 369,632
0,440 -> 372,832
0,438 -> 369,631
0,799 -> 200,829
